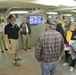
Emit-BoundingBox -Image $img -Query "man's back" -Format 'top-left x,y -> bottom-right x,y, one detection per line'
35,30 -> 64,62
56,23 -> 64,39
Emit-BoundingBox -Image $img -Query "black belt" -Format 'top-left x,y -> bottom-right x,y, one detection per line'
43,59 -> 59,62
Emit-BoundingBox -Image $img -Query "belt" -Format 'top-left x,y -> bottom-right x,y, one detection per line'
43,59 -> 58,62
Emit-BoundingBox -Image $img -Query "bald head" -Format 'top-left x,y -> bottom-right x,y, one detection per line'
23,18 -> 27,23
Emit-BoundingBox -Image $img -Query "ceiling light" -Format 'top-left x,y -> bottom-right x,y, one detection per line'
71,10 -> 76,12
46,12 -> 58,14
10,11 -> 28,14
64,14 -> 72,16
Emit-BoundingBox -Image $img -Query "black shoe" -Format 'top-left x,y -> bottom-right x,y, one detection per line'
1,51 -> 4,53
5,49 -> 8,51
27,47 -> 31,49
24,48 -> 27,50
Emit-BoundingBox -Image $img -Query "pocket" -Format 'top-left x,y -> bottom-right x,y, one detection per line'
41,61 -> 49,69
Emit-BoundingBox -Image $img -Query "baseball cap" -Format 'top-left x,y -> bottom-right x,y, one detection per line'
45,19 -> 56,26
45,19 -> 56,30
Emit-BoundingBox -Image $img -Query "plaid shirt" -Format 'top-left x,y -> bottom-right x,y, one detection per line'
35,30 -> 64,62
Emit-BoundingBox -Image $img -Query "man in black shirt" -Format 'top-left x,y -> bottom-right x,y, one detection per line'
55,18 -> 64,39
5,14 -> 21,66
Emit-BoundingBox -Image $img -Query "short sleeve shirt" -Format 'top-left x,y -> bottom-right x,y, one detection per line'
4,23 -> 20,39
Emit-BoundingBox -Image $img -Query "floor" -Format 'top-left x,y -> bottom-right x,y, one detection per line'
0,46 -> 76,75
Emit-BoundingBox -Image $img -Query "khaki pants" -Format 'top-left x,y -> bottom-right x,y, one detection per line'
22,34 -> 31,49
0,32 -> 7,50
0,32 -> 3,50
9,39 -> 19,54
3,34 -> 8,49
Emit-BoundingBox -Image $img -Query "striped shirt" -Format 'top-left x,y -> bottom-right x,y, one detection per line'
35,30 -> 64,62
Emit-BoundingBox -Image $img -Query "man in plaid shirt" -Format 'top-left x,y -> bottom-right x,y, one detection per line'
35,20 -> 64,75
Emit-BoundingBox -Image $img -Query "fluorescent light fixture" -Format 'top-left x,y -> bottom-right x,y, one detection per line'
46,12 -> 58,14
71,10 -> 76,12
64,14 -> 72,16
10,11 -> 28,14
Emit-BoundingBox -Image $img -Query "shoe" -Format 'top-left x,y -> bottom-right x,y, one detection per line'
13,62 -> 21,66
1,51 -> 4,53
27,47 -> 31,49
63,63 -> 69,66
5,49 -> 8,51
24,48 -> 27,50
15,58 -> 22,61
70,67 -> 74,72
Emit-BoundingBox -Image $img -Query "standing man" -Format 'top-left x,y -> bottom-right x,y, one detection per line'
1,18 -> 8,52
0,18 -> 8,53
4,14 -> 21,66
55,18 -> 64,39
35,20 -> 64,75
0,18 -> 4,53
20,18 -> 31,50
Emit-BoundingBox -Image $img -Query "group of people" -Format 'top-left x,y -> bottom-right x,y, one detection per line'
1,14 -> 76,75
0,14 -> 31,66
35,16 -> 76,75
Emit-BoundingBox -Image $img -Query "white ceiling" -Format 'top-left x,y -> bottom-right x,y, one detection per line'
0,0 -> 76,16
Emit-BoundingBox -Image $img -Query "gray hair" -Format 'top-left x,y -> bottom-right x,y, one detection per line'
49,24 -> 57,30
55,18 -> 61,24
45,18 -> 56,30
70,21 -> 76,28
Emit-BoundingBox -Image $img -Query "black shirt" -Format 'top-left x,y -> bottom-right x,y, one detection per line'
71,30 -> 76,40
56,23 -> 64,39
4,23 -> 20,39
